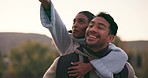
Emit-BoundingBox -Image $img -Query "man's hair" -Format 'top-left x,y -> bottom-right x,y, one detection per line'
96,12 -> 118,36
78,11 -> 95,22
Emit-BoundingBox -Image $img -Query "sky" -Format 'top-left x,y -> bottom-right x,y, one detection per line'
0,0 -> 148,41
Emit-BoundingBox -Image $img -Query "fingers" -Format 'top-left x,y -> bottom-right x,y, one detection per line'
76,75 -> 82,78
68,69 -> 82,77
68,62 -> 84,77
68,62 -> 80,77
68,67 -> 78,73
68,72 -> 79,77
39,0 -> 44,2
71,62 -> 80,66
68,66 -> 79,77
39,0 -> 50,10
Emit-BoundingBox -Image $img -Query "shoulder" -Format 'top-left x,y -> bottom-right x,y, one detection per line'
108,43 -> 128,60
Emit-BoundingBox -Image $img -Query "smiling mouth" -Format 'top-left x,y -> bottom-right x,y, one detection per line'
88,35 -> 97,38
88,33 -> 99,38
87,35 -> 96,40
87,33 -> 100,41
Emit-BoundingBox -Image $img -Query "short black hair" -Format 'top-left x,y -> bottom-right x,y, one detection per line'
96,12 -> 118,36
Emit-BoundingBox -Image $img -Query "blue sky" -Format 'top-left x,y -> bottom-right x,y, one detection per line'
0,0 -> 148,41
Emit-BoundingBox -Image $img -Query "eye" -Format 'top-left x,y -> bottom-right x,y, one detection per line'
79,19 -> 85,24
98,25 -> 104,29
97,24 -> 107,30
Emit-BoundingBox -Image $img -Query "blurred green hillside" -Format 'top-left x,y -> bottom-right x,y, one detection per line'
124,41 -> 148,78
0,33 -> 147,78
0,32 -> 59,78
114,36 -> 148,78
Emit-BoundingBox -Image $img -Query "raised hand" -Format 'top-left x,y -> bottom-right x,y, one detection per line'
39,0 -> 50,10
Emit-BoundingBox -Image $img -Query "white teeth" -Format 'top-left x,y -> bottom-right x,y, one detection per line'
89,35 -> 97,38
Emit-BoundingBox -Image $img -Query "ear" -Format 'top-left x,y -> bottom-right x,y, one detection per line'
107,35 -> 115,43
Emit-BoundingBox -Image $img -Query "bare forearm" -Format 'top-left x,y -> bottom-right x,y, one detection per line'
39,0 -> 50,10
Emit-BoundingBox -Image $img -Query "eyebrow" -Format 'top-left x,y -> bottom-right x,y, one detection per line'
79,18 -> 86,21
74,18 -> 86,21
90,20 -> 107,27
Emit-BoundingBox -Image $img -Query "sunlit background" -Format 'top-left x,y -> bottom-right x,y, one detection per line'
0,0 -> 148,41
1,0 -> 148,78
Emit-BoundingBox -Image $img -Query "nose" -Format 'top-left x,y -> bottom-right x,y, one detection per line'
89,26 -> 97,32
72,22 -> 78,29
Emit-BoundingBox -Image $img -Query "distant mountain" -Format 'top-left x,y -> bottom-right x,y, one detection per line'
0,32 -> 53,55
0,32 -> 148,55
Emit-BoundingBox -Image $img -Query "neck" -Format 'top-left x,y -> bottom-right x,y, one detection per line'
73,37 -> 86,44
80,44 -> 110,59
88,44 -> 108,52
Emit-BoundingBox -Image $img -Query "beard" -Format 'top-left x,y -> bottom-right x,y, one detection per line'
86,41 -> 105,51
